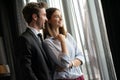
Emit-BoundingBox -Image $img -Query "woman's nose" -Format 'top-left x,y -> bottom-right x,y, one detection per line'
59,17 -> 62,20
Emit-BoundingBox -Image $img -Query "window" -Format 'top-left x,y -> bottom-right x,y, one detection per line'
47,0 -> 117,80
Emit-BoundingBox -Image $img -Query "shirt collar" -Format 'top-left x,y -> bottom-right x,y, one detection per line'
28,26 -> 41,37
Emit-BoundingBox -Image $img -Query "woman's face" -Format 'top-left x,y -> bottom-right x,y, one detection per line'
48,10 -> 63,28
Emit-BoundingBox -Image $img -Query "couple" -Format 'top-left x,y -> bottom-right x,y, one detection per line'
15,1 -> 85,80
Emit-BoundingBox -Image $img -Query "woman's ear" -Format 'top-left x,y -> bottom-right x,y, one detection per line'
32,14 -> 37,21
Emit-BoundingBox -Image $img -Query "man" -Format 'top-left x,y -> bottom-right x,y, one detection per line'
15,2 -> 52,80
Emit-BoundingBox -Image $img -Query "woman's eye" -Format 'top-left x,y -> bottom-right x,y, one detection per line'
55,16 -> 59,18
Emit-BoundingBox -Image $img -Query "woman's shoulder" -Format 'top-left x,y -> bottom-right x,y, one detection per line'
66,32 -> 74,39
66,32 -> 76,44
43,37 -> 55,44
44,37 -> 52,42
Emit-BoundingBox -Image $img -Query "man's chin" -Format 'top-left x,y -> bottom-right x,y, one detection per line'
40,24 -> 45,29
41,26 -> 45,29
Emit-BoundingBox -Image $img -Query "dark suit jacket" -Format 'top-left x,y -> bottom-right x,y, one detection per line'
15,28 -> 52,80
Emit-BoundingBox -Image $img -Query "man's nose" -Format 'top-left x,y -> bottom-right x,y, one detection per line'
45,17 -> 48,21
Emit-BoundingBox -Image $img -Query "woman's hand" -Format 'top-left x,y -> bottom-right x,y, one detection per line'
55,34 -> 65,43
56,34 -> 68,54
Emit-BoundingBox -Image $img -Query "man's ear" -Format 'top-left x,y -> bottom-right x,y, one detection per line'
32,14 -> 37,21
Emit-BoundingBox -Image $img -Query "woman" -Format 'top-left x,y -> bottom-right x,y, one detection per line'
43,7 -> 85,80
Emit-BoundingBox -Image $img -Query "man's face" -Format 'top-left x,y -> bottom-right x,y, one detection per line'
36,8 -> 48,29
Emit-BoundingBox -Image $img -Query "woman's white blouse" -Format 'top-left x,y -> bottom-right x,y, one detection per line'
43,33 -> 85,79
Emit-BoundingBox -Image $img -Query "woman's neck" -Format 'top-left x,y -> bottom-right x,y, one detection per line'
51,27 -> 59,37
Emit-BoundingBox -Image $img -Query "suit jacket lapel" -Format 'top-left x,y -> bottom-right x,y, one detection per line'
26,28 -> 48,61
